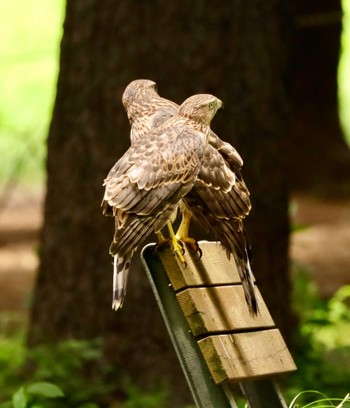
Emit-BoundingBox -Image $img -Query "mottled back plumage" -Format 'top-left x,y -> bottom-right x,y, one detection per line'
118,79 -> 258,315
122,79 -> 179,144
102,89 -> 222,310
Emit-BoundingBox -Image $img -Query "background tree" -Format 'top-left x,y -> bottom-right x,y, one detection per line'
289,0 -> 350,193
28,0 -> 350,404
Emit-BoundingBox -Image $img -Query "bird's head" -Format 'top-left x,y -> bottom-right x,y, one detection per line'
178,94 -> 223,125
122,79 -> 158,112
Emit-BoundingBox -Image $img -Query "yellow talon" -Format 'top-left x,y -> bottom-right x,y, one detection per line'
156,230 -> 166,243
178,237 -> 201,254
156,208 -> 199,265
156,223 -> 186,264
166,221 -> 186,264
176,202 -> 192,239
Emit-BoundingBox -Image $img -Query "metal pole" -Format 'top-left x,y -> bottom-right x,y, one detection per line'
141,244 -> 238,408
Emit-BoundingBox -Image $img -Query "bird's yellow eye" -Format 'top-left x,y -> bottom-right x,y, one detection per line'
208,102 -> 215,109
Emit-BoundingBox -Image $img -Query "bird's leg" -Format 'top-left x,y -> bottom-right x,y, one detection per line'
176,203 -> 201,257
156,208 -> 177,244
166,221 -> 186,264
156,230 -> 167,243
176,203 -> 192,240
155,226 -> 186,264
153,230 -> 167,261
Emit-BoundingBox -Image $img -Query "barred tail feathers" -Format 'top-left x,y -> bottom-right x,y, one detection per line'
211,218 -> 259,315
235,253 -> 259,315
112,255 -> 131,311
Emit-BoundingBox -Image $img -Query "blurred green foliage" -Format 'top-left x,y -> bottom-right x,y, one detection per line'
1,0 -> 350,186
339,0 -> 350,144
0,317 -> 168,407
286,269 -> 350,406
0,274 -> 349,407
4,382 -> 65,408
1,0 -> 349,406
0,0 -> 64,183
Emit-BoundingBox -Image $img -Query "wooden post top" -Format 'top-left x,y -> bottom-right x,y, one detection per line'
156,240 -> 297,384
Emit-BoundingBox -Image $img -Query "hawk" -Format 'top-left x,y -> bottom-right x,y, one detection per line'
121,79 -> 258,315
102,93 -> 223,310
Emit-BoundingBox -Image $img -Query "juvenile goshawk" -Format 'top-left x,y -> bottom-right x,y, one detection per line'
102,93 -> 222,310
120,79 -> 258,315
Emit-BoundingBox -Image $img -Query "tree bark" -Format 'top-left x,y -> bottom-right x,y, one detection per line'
289,0 -> 350,194
28,1 -> 294,404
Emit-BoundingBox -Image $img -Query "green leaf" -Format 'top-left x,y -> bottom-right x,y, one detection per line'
77,404 -> 100,408
12,387 -> 27,408
26,382 -> 64,398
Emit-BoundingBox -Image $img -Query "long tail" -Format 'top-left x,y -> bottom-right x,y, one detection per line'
219,222 -> 259,315
112,254 -> 131,311
212,219 -> 259,315
191,210 -> 259,315
234,252 -> 259,315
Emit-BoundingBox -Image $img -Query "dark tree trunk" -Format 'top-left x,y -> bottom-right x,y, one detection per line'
28,0 -> 294,404
289,0 -> 350,194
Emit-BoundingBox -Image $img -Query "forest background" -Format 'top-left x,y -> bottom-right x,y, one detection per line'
0,1 -> 350,407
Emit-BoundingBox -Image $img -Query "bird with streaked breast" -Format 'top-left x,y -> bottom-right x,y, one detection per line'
102,92 -> 223,311
118,79 -> 259,315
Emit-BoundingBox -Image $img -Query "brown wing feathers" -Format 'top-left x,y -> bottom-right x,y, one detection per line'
103,80 -> 258,313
